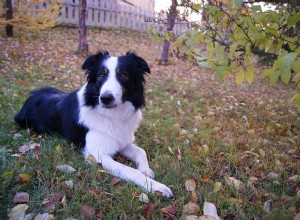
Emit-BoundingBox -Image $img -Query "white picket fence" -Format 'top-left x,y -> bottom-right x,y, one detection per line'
60,0 -> 190,36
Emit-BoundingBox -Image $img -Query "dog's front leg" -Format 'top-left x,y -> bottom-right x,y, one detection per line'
97,154 -> 173,198
120,143 -> 154,179
84,132 -> 173,197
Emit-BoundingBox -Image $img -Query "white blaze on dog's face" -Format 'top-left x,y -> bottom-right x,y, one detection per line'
99,57 -> 122,108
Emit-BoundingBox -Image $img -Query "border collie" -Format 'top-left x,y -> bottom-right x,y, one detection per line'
15,51 -> 173,197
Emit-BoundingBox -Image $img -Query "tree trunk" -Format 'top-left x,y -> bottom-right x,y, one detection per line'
5,0 -> 13,37
78,0 -> 88,53
160,0 -> 178,65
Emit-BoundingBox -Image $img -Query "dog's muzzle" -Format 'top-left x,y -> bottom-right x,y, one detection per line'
100,92 -> 116,108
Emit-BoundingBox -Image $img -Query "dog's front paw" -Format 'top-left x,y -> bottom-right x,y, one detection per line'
151,181 -> 173,198
138,166 -> 155,179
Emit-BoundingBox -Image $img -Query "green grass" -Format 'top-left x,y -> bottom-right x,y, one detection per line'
0,27 -> 299,219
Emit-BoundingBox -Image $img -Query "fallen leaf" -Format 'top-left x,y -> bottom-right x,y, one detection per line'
111,177 -> 121,186
8,204 -> 29,220
224,176 -> 244,191
13,192 -> 29,204
186,215 -> 199,220
248,176 -> 259,186
259,149 -> 265,157
247,130 -> 255,135
266,172 -> 278,180
182,202 -> 200,218
63,180 -> 74,189
207,111 -> 215,116
30,143 -> 42,155
221,213 -> 236,220
160,205 -> 176,219
213,127 -> 221,132
185,179 -> 196,192
198,216 -> 215,220
18,145 -> 29,154
17,174 -> 30,185
34,213 -> 54,220
179,129 -> 188,136
201,145 -> 209,154
294,212 -> 300,220
288,175 -> 298,183
80,204 -> 95,218
153,162 -> 159,170
175,147 -> 182,160
139,193 -> 149,203
213,182 -> 222,193
263,200 -> 272,214
144,202 -> 155,220
190,191 -> 198,203
86,154 -> 98,164
13,133 -> 22,139
56,164 -> 76,173
61,195 -> 67,208
287,149 -> 297,154
95,209 -> 103,219
203,201 -> 220,220
200,175 -> 212,183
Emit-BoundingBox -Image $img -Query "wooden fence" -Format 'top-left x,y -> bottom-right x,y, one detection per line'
59,0 -> 190,36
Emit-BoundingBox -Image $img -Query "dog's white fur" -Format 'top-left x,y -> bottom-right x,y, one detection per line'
77,57 -> 173,197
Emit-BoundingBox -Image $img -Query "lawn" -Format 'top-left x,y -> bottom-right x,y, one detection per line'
0,27 -> 299,219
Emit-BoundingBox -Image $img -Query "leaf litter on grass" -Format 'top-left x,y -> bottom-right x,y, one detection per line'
0,27 -> 299,219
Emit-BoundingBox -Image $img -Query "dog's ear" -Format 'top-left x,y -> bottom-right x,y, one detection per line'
126,52 -> 150,74
82,51 -> 109,70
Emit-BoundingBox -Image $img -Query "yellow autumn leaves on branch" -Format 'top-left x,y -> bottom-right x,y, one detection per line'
0,0 -> 62,30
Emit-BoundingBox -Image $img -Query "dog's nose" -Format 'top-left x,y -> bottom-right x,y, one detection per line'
100,92 -> 115,105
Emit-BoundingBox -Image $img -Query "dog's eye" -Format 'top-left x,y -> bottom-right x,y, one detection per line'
117,69 -> 128,81
119,74 -> 128,81
98,69 -> 108,80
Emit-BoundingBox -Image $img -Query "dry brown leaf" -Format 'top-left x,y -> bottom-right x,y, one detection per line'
221,213 -> 236,220
182,202 -> 200,217
80,204 -> 95,218
185,179 -> 196,192
111,177 -> 121,186
29,143 -> 42,155
294,212 -> 300,220
13,192 -> 29,204
190,191 -> 198,203
160,205 -> 176,219
144,202 -> 155,220
95,209 -> 103,219
224,176 -> 244,191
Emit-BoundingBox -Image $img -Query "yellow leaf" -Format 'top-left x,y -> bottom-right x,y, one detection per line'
236,70 -> 245,85
246,67 -> 255,84
19,174 -> 30,185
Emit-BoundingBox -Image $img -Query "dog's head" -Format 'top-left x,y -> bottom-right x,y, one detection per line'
82,51 -> 150,109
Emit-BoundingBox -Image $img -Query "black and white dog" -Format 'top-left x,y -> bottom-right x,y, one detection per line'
15,51 -> 173,197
